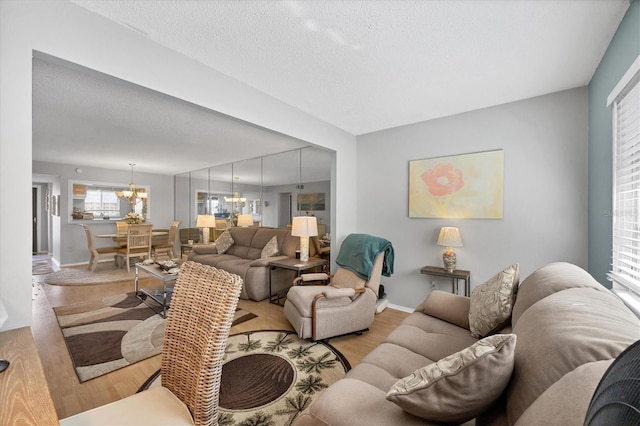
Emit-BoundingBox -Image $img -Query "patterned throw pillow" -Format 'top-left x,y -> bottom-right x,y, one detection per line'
468,263 -> 520,338
261,236 -> 279,258
214,230 -> 234,254
386,334 -> 517,423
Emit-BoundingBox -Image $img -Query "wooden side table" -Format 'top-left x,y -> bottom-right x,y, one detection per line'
268,257 -> 328,305
0,327 -> 58,425
420,266 -> 471,297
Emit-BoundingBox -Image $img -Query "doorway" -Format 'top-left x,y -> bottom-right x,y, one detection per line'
278,192 -> 292,228
32,187 -> 38,254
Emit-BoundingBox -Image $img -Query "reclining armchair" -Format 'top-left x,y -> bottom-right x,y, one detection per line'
284,234 -> 394,341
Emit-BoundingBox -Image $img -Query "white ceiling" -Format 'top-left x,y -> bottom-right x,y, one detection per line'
34,0 -> 630,176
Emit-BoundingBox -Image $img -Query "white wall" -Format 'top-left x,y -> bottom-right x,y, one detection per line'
356,88 -> 589,309
0,0 -> 356,331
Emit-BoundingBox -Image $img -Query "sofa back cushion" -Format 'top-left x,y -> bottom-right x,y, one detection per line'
511,262 -> 607,327
505,284 -> 640,424
224,227 -> 297,260
224,227 -> 256,258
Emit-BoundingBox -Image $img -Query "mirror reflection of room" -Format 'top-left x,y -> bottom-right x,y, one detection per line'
174,146 -> 332,238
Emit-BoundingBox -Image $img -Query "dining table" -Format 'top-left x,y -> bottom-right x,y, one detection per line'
96,231 -> 168,244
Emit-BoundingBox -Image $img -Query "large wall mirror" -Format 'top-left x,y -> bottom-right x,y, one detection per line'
174,146 -> 332,235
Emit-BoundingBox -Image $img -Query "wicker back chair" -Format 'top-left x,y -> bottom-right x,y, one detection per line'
162,261 -> 243,425
59,261 -> 243,426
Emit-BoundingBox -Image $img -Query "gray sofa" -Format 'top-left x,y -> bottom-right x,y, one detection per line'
188,227 -> 319,301
295,262 -> 640,425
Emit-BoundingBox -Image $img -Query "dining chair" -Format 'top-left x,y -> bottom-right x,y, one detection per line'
59,261 -> 244,426
81,224 -> 119,272
115,221 -> 129,248
116,224 -> 153,272
152,220 -> 182,259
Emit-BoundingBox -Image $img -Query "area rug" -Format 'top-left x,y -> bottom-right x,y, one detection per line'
32,259 -> 54,275
53,292 -> 257,382
44,262 -> 136,285
139,330 -> 351,425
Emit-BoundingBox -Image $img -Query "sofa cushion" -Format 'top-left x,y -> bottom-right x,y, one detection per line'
511,262 -> 607,327
261,235 -> 279,257
468,263 -> 519,338
214,230 -> 234,254
506,286 -> 640,424
386,334 -> 516,423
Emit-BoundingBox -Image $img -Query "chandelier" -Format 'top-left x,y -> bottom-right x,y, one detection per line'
117,163 -> 147,208
224,192 -> 246,203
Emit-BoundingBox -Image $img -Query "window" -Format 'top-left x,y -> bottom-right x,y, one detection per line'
84,188 -> 120,217
609,55 -> 640,304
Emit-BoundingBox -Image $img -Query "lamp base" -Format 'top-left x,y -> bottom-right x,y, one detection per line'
443,249 -> 457,273
299,236 -> 310,262
202,228 -> 210,245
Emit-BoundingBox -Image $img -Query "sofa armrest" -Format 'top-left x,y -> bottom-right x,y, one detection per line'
190,244 -> 218,255
249,255 -> 289,267
414,290 -> 471,330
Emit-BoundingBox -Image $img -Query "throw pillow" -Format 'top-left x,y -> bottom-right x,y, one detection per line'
214,230 -> 234,254
468,263 -> 520,338
261,235 -> 279,258
386,334 -> 517,423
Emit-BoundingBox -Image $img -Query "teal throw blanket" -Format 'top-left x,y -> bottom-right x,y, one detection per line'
336,234 -> 394,280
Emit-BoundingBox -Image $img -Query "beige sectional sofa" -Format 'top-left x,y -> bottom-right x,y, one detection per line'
188,226 -> 319,301
295,262 -> 640,425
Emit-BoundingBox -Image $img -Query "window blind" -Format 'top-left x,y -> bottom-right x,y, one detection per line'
609,73 -> 640,296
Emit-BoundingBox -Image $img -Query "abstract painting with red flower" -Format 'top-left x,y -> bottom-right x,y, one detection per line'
421,163 -> 464,197
409,150 -> 504,218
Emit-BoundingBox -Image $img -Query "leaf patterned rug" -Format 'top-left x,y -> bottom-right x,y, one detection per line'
53,292 -> 257,382
139,330 -> 351,425
44,262 -> 137,285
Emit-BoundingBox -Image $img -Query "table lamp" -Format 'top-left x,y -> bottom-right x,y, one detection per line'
237,214 -> 253,227
436,227 -> 463,272
291,216 -> 318,262
196,214 -> 216,245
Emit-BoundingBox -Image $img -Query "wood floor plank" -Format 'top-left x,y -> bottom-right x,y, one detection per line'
32,270 -> 410,419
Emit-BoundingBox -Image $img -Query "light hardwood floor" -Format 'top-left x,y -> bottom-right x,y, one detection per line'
32,264 -> 410,420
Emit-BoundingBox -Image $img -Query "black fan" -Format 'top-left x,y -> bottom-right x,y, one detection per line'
585,339 -> 640,425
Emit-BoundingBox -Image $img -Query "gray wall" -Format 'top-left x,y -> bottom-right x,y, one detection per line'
588,0 -> 640,286
33,161 -> 175,266
356,88 -> 589,310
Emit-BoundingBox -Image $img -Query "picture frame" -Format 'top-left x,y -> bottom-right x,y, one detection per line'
297,192 -> 325,211
409,150 -> 504,219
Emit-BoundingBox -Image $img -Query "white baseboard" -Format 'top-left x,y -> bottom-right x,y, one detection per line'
387,302 -> 413,313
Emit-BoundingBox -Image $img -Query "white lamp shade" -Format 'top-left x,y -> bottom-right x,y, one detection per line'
196,214 -> 216,228
436,227 -> 463,247
237,214 -> 253,227
291,216 -> 318,237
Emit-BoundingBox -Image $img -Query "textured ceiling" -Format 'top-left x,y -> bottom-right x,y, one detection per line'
70,0 -> 629,135
34,0 -> 630,177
